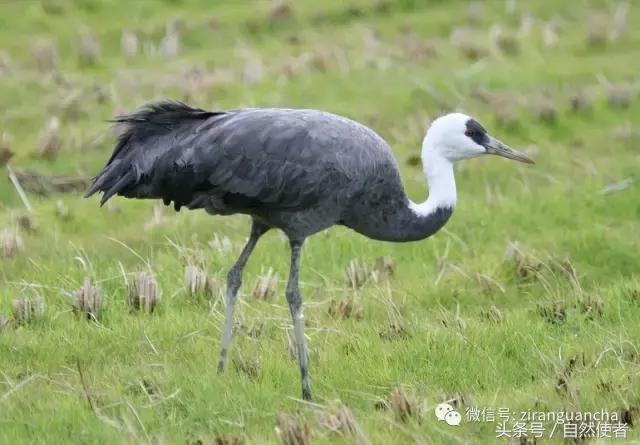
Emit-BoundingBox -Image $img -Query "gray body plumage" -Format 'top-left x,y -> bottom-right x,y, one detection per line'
86,102 -> 452,241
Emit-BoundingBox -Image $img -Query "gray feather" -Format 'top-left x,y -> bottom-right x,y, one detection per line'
86,101 -> 451,240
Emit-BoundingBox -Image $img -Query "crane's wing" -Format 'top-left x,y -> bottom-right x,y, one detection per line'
85,101 -> 398,213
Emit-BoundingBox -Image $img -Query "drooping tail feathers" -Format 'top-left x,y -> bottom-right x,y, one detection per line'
84,100 -> 223,205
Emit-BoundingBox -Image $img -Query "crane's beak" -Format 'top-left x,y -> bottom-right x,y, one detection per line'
484,136 -> 535,164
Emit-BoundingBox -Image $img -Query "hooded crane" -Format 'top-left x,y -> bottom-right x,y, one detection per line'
85,101 -> 534,401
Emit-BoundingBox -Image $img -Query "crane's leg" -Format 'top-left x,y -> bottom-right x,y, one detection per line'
286,238 -> 312,400
217,221 -> 269,373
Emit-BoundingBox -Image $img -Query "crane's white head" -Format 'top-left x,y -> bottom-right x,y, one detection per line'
411,112 -> 533,217
422,112 -> 534,164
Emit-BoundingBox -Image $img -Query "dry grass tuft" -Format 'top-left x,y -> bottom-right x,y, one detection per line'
362,28 -> 385,68
480,305 -> 504,323
466,2 -> 485,25
38,117 -> 62,160
476,273 -> 505,295
621,405 -> 639,427
405,154 -> 421,167
373,0 -> 391,14
555,356 -> 584,398
140,378 -> 160,398
439,308 -> 467,329
12,297 -> 45,325
345,259 -> 369,288
450,27 -> 487,60
72,277 -> 103,320
280,53 -> 311,80
40,0 -> 66,15
374,399 -> 388,411
244,321 -> 264,339
505,242 -> 548,283
160,21 -> 181,58
0,51 -> 15,76
127,272 -> 160,313
542,21 -> 558,48
400,33 -> 439,61
626,287 -> 640,306
275,412 -> 311,445
57,89 -> 85,120
179,247 -> 207,269
443,392 -> 474,409
316,402 -> 359,436
209,233 -> 233,253
253,267 -> 278,300
550,257 -> 580,285
495,107 -> 520,129
613,121 -> 635,140
9,168 -> 88,196
586,13 -> 609,47
144,203 -> 166,230
610,2 -> 630,41
232,354 -> 261,379
568,91 -> 593,113
0,134 -> 14,166
607,86 -> 632,109
214,436 -> 245,445
597,377 -> 613,393
379,323 -> 409,341
519,13 -> 535,37
308,47 -> 340,73
536,301 -> 566,324
491,26 -> 519,55
344,5 -> 365,19
371,256 -> 394,282
55,200 -> 72,221
242,55 -> 264,85
577,294 -> 604,317
270,0 -> 294,24
599,177 -> 634,195
78,31 -> 101,66
1,228 -> 24,258
328,297 -> 363,320
31,38 -> 59,73
185,265 -> 219,299
515,259 -> 542,282
389,387 -> 419,422
505,243 -> 580,288
532,100 -> 557,123
0,314 -> 12,333
121,30 -> 139,59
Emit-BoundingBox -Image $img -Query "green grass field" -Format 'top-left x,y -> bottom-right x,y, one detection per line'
1,0 -> 639,443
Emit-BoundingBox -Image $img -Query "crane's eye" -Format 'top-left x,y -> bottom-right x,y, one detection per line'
465,130 -> 474,137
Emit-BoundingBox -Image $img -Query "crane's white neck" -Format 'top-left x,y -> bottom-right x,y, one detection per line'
409,135 -> 457,216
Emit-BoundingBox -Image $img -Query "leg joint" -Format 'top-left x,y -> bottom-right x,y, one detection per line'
227,267 -> 242,292
285,287 -> 301,307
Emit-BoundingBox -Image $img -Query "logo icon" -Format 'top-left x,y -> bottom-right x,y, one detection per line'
435,402 -> 462,426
